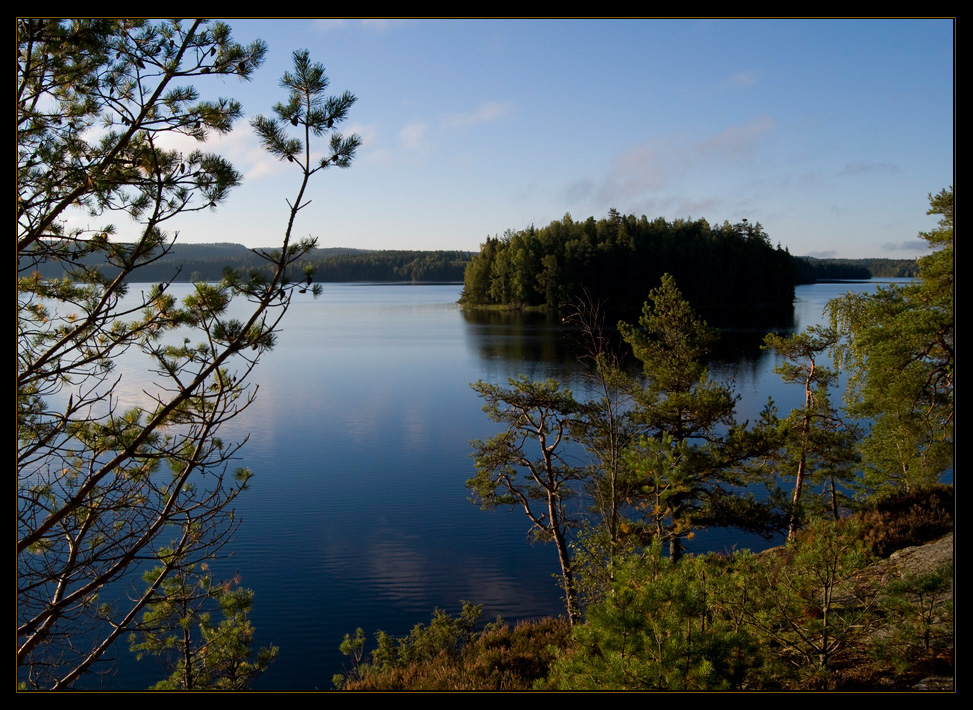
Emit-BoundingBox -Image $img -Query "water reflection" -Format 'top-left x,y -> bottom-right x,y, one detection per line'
90,279 -> 899,689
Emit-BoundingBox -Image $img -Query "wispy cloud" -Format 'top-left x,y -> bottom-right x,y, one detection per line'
400,122 -> 428,150
882,239 -> 926,252
442,101 -> 514,129
674,196 -> 721,216
563,178 -> 595,204
207,124 -> 289,181
590,115 -> 775,206
838,160 -> 900,176
726,70 -> 758,87
693,116 -> 775,162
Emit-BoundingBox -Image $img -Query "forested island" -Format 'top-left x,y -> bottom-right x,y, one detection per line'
457,210 -> 921,318
20,225 -> 914,299
459,211 -> 796,315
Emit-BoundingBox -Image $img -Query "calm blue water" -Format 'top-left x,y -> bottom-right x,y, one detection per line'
81,279 -> 903,689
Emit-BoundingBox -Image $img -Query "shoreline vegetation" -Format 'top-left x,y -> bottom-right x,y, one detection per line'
22,244 -> 474,285
335,485 -> 953,691
456,211 -> 919,317
21,237 -> 917,294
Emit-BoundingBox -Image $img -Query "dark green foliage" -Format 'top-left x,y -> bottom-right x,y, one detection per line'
618,276 -> 781,557
546,544 -> 760,690
251,49 -> 360,168
721,519 -> 876,689
310,249 -> 472,282
460,213 -> 797,315
828,188 -> 953,492
762,326 -> 861,536
545,514 -> 951,691
793,257 -> 919,283
130,566 -> 277,690
873,562 -> 953,675
24,244 -> 473,284
336,607 -> 573,691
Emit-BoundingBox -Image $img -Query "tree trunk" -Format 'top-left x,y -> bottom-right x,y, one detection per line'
548,494 -> 580,625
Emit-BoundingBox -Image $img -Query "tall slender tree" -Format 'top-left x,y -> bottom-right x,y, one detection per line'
17,20 -> 359,688
762,326 -> 860,536
468,377 -> 585,624
561,293 -> 640,601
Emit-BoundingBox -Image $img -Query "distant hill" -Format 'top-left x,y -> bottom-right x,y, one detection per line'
20,242 -> 473,284
795,256 -> 919,282
20,240 -> 918,287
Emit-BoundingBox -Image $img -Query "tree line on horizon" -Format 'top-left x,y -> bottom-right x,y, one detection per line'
21,242 -> 473,284
19,231 -> 916,291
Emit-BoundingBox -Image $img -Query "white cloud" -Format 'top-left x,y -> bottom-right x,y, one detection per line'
344,122 -> 376,149
442,101 -> 514,129
343,123 -> 390,165
150,123 -> 288,181
400,122 -> 428,150
209,124 -> 289,180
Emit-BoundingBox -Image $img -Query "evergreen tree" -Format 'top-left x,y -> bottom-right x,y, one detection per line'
723,520 -> 875,689
828,188 -> 953,492
468,377 -> 585,623
619,275 -> 742,559
546,544 -> 758,690
762,326 -> 861,536
130,565 -> 278,690
17,20 -> 359,688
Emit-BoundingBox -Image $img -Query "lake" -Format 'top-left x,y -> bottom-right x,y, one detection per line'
88,278 -> 900,689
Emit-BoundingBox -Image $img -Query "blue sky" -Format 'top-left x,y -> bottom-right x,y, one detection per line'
166,19 -> 953,259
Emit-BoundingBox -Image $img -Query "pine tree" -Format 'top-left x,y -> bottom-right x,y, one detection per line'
468,377 -> 585,623
546,544 -> 758,690
762,326 -> 861,536
130,565 -> 278,690
828,188 -> 953,492
619,275 -> 742,559
17,21 -> 359,688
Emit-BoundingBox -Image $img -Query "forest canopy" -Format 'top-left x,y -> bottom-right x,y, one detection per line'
459,211 -> 797,315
